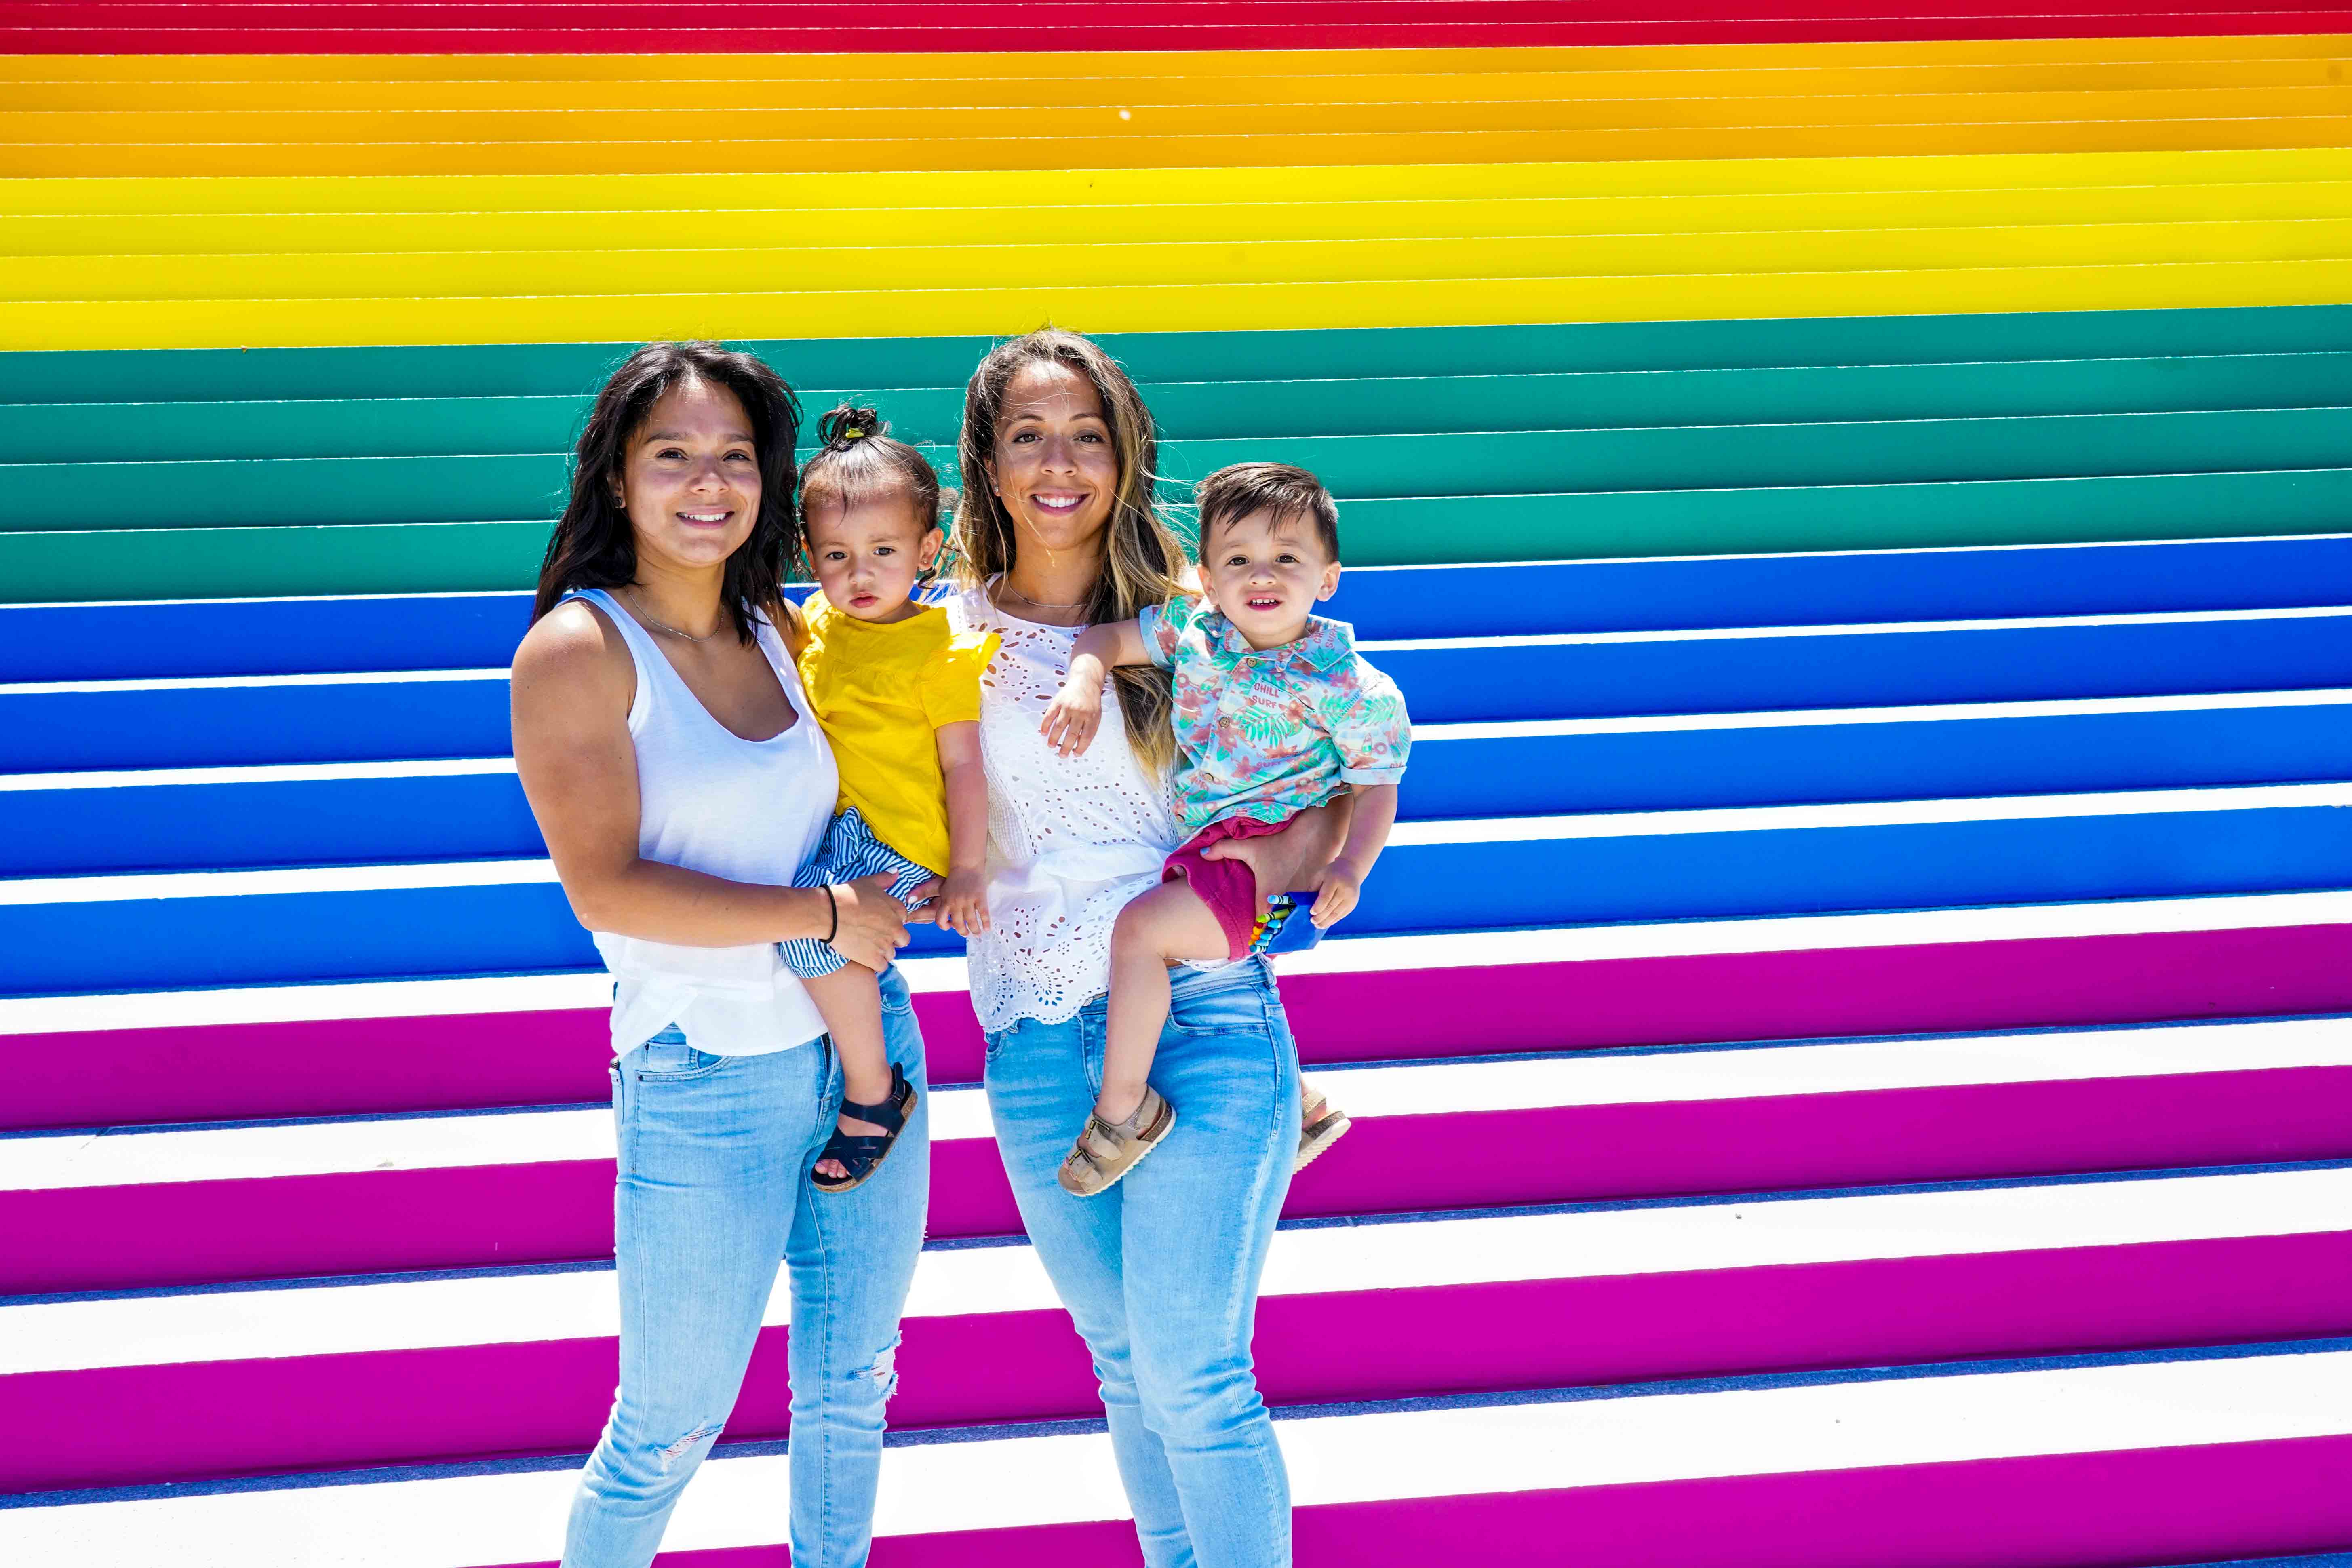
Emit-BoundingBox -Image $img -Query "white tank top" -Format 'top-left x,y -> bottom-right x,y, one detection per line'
567,588 -> 838,1057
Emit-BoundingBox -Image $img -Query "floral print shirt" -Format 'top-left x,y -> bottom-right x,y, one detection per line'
1138,593 -> 1412,839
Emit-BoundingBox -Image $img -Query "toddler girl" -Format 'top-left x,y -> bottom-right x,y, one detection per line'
1038,461 -> 1410,1195
783,405 -> 996,1190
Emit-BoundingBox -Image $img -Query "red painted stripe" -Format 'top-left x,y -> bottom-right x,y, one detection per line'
8,1231 -> 2349,1493
0,3 -> 2345,51
11,1066 -> 2352,1294
13,921 -> 2352,1133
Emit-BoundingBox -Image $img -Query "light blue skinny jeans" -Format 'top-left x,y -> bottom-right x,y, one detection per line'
983,957 -> 1302,1568
562,965 -> 929,1568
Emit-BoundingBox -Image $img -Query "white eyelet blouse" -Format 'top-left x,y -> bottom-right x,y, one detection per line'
947,586 -> 1184,1033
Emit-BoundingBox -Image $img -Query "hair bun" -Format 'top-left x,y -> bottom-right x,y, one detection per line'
819,404 -> 886,450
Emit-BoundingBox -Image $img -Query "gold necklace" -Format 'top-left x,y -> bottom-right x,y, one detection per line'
1000,582 -> 1091,611
622,588 -> 722,643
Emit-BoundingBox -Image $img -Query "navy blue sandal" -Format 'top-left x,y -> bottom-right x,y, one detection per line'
812,1062 -> 918,1195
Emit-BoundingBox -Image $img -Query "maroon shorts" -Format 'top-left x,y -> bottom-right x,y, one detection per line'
1163,813 -> 1293,961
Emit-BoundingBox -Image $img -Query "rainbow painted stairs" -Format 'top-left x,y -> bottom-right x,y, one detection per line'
11,6 -> 2352,1566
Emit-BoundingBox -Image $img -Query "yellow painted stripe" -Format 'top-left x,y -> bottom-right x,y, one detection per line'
10,257 -> 2350,352
11,147 -> 2342,219
5,37 -> 2349,87
13,177 -> 2346,259
15,217 -> 2349,304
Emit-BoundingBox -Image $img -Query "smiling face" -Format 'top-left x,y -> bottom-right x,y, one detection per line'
613,377 -> 762,576
983,359 -> 1120,561
803,491 -> 941,624
1199,506 -> 1342,649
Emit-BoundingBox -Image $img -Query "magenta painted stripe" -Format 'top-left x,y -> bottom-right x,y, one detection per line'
15,922 -> 2352,1133
607,1433 -> 2352,1567
14,1066 -> 2352,1294
469,1432 -> 2352,1568
11,1231 -> 2352,1494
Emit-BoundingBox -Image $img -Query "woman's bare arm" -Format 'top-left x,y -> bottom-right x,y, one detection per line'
1196,792 -> 1357,923
510,601 -> 910,970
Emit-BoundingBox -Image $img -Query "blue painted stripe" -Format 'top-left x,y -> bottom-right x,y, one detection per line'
8,703 -> 2352,878
3,805 -> 2346,997
12,615 -> 2352,772
6,536 -> 2351,683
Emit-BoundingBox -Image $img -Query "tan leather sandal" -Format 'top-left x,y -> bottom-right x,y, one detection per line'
1058,1086 -> 1176,1197
1296,1080 -> 1352,1173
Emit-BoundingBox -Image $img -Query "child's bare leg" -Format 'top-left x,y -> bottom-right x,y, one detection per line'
801,962 -> 894,1181
1099,880 -> 1231,1123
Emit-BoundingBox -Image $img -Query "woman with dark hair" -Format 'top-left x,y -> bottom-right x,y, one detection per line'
510,341 -> 932,1568
944,328 -> 1350,1567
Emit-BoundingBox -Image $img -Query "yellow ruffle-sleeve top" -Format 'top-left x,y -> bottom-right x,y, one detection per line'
795,594 -> 999,875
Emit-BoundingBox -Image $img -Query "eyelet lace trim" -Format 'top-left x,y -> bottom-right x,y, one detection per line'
948,589 -> 1180,1033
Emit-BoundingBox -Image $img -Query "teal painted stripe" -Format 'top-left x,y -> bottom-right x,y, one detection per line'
8,304 -> 2352,405
10,353 -> 2351,465
9,409 -> 2344,529
6,470 -> 2344,602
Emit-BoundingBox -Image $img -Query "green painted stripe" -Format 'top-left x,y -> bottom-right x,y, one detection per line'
11,409 -> 2346,529
11,354 -> 2352,464
8,470 -> 2344,602
11,305 -> 2352,405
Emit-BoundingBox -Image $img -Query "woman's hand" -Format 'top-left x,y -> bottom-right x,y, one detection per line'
828,873 -> 917,972
1039,673 -> 1103,757
937,866 -> 993,936
1198,795 -> 1356,924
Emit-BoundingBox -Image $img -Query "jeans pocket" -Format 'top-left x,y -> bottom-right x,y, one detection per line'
1164,978 -> 1273,1040
632,1038 -> 728,1082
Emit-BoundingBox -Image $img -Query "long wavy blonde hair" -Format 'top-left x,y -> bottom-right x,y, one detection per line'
952,327 -> 1187,772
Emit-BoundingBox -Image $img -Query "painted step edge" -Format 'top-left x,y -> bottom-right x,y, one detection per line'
11,1020 -> 2352,1292
9,1345 -> 2352,1568
10,893 -> 2352,1130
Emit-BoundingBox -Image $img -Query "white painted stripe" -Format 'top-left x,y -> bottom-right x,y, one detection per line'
8,688 -> 2343,793
1358,603 -> 2352,652
1383,781 -> 2352,848
5,888 -> 2349,1037
1275,890 -> 2352,977
0,858 -> 556,906
10,1016 -> 2346,1193
0,758 -> 518,792
1336,532 -> 2352,572
10,780 -> 2346,907
0,1085 -> 998,1191
0,668 -> 510,695
13,1348 -> 2348,1565
9,1167 -> 2348,1376
1415,687 -> 2352,741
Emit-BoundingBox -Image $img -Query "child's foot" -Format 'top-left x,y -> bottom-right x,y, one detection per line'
1296,1080 -> 1351,1173
813,1064 -> 918,1194
1058,1086 -> 1175,1197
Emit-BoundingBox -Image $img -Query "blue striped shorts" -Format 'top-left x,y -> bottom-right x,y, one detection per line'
776,807 -> 938,979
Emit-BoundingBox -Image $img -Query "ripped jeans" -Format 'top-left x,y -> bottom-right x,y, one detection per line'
983,958 -> 1300,1568
561,966 -> 929,1568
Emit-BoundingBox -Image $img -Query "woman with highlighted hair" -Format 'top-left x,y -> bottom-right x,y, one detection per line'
946,327 -> 1352,1567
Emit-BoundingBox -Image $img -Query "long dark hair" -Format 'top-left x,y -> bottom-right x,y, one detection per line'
533,341 -> 803,645
950,328 -> 1185,771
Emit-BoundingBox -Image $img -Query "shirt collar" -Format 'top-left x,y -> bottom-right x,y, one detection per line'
1203,607 -> 1355,672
